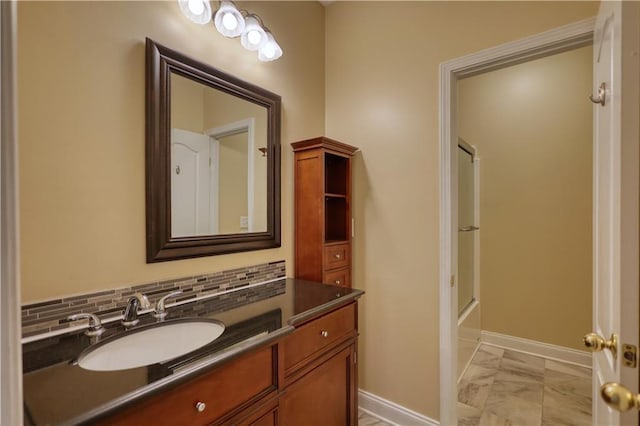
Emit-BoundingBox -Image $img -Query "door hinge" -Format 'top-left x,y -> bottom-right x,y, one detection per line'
450,275 -> 455,288
622,343 -> 637,368
354,351 -> 357,365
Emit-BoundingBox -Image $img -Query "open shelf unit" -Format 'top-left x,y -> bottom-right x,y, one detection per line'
292,137 -> 358,287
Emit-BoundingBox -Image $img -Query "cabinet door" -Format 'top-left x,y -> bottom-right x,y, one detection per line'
231,397 -> 279,426
280,345 -> 356,426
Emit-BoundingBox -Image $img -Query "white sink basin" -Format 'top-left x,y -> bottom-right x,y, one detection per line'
75,318 -> 225,371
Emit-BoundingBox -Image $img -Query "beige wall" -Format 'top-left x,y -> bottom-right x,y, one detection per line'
458,46 -> 593,351
19,1 -> 325,303
325,1 -> 597,419
202,87 -> 269,232
171,73 -> 205,133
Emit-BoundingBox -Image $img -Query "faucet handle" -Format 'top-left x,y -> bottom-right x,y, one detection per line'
153,290 -> 182,319
68,313 -> 105,336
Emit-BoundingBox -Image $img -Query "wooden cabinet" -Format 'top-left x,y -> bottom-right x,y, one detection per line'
280,303 -> 358,426
279,345 -> 356,426
101,345 -> 278,426
99,303 -> 358,426
282,303 -> 356,377
292,137 -> 358,287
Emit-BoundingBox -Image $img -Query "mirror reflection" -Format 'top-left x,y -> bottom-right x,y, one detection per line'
170,73 -> 268,237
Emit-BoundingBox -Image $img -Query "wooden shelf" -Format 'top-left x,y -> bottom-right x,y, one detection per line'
292,137 -> 358,287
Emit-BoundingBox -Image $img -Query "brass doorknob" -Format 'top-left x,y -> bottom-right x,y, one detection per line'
601,382 -> 640,412
583,332 -> 618,359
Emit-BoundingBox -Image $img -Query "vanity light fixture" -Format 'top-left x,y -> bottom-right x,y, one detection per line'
178,0 -> 212,25
178,0 -> 283,61
213,0 -> 245,38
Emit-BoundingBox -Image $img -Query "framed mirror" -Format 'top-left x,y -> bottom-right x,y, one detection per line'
146,38 -> 281,262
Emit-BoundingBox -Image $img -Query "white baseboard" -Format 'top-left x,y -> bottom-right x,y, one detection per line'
480,330 -> 592,368
457,340 -> 481,385
358,389 -> 439,426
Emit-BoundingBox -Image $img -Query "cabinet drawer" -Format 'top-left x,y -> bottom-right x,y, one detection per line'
104,346 -> 276,426
323,267 -> 350,287
283,304 -> 356,373
323,243 -> 350,270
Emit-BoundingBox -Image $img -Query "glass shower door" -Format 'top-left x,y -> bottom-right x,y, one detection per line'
458,142 -> 477,315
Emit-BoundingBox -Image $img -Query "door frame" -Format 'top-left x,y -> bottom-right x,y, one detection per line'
0,1 -> 23,425
206,117 -> 256,232
438,17 -> 595,425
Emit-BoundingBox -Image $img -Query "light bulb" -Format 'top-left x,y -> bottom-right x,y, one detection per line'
222,12 -> 238,30
178,0 -> 211,25
247,30 -> 262,46
187,0 -> 205,15
262,45 -> 276,59
213,1 -> 244,37
258,32 -> 282,62
241,15 -> 267,51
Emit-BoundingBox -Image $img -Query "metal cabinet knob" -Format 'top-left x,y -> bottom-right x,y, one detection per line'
335,280 -> 341,285
195,401 -> 206,413
334,254 -> 341,259
321,330 -> 329,338
601,382 -> 640,412
583,332 -> 618,359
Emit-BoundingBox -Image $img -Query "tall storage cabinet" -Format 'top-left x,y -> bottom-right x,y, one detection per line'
292,137 -> 358,287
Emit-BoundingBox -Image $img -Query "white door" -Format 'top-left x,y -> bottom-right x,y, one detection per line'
171,128 -> 214,237
591,2 -> 639,424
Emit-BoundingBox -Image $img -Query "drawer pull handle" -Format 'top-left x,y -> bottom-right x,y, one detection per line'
195,401 -> 206,413
335,280 -> 341,285
334,254 -> 341,259
321,330 -> 329,338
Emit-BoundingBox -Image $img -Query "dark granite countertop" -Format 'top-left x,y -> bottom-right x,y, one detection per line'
22,278 -> 363,426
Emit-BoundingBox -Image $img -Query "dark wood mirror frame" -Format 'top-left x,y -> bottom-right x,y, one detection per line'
145,38 -> 281,262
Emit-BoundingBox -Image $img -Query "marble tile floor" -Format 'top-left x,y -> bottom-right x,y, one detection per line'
458,344 -> 592,426
358,409 -> 393,426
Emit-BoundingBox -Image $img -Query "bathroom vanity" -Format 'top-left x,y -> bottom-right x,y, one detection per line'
22,279 -> 363,425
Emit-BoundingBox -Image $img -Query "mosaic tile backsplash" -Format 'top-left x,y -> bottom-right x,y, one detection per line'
21,260 -> 286,338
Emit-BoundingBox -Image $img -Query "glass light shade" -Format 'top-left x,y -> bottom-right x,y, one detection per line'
178,0 -> 212,25
241,16 -> 267,51
258,32 -> 283,62
214,1 -> 245,37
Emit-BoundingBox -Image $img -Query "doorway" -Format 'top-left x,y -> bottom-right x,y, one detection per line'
438,18 -> 596,425
455,43 -> 594,425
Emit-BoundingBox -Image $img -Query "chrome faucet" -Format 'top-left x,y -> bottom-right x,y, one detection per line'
67,312 -> 105,336
153,290 -> 182,319
122,293 -> 150,327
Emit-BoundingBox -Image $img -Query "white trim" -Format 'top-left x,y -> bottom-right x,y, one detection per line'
457,342 -> 481,385
0,1 -> 22,425
358,390 -> 439,426
209,138 -> 220,234
480,331 -> 592,368
206,118 -> 256,231
439,17 -> 595,425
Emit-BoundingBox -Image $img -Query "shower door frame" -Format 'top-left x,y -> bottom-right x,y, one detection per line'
438,17 -> 595,425
456,139 -> 480,322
